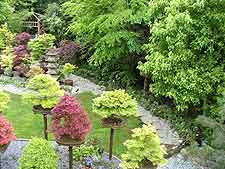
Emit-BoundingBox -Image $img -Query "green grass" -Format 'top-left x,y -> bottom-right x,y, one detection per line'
4,91 -> 141,157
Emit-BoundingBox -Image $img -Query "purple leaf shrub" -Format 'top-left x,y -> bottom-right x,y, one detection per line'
13,45 -> 30,66
15,32 -> 32,45
51,94 -> 91,140
58,40 -> 80,63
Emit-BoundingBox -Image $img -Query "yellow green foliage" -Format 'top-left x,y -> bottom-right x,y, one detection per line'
24,74 -> 64,108
93,89 -> 137,118
0,90 -> 10,112
0,25 -> 15,49
120,125 -> 167,169
26,65 -> 44,78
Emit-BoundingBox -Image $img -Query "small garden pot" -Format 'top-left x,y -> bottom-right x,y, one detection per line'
64,79 -> 74,86
101,116 -> 127,129
32,105 -> 52,115
56,135 -> 85,146
0,142 -> 10,153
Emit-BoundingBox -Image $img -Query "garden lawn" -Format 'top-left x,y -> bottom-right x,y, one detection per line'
4,91 -> 142,157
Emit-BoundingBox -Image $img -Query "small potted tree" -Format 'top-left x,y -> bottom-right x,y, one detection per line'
51,94 -> 91,145
0,90 -> 10,114
19,138 -> 58,169
24,74 -> 64,139
51,94 -> 91,169
93,89 -> 137,160
120,125 -> 167,169
93,89 -> 138,128
24,74 -> 64,114
0,116 -> 16,153
59,63 -> 77,86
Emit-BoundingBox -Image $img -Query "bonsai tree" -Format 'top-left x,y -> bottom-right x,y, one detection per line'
120,125 -> 167,169
93,89 -> 137,125
60,63 -> 77,78
0,116 -> 15,151
59,63 -> 77,86
51,94 -> 91,141
24,74 -> 64,109
19,137 -> 58,169
0,90 -> 10,113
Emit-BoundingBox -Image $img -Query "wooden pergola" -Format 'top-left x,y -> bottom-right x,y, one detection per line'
23,12 -> 44,35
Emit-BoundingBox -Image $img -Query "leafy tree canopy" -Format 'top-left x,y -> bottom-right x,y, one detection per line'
63,0 -> 150,65
138,0 -> 225,111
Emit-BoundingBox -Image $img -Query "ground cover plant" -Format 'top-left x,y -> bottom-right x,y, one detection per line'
4,91 -> 141,157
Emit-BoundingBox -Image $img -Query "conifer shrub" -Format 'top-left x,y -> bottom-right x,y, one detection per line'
51,94 -> 91,140
93,89 -> 138,118
24,74 -> 64,109
19,138 -> 58,169
0,116 -> 15,146
120,125 -> 167,169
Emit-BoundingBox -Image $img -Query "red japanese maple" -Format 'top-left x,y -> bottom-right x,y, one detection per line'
0,116 -> 16,145
51,94 -> 91,140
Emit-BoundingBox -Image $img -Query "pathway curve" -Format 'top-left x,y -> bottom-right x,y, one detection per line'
0,75 -> 202,169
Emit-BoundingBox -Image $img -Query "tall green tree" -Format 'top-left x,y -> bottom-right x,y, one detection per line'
138,0 -> 225,111
63,0 -> 150,65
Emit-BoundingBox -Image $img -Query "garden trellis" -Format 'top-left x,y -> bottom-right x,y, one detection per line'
23,12 -> 43,35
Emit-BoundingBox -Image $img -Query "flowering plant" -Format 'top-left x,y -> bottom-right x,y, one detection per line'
51,94 -> 91,140
24,74 -> 64,108
93,90 -> 138,118
0,90 -> 10,113
0,116 -> 16,145
15,32 -> 32,45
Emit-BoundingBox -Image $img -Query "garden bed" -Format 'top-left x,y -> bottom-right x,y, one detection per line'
0,140 -> 121,169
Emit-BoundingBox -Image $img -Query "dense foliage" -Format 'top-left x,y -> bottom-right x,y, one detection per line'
15,32 -> 32,45
51,94 -> 91,140
26,65 -> 44,78
24,74 -> 64,108
19,138 -> 58,169
120,125 -> 167,169
28,34 -> 56,60
0,25 -> 15,49
60,63 -> 76,78
13,45 -> 30,67
138,0 -> 225,111
0,91 -> 10,113
0,115 -> 15,145
41,3 -> 67,40
58,40 -> 80,64
63,0 -> 150,65
93,90 -> 137,118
